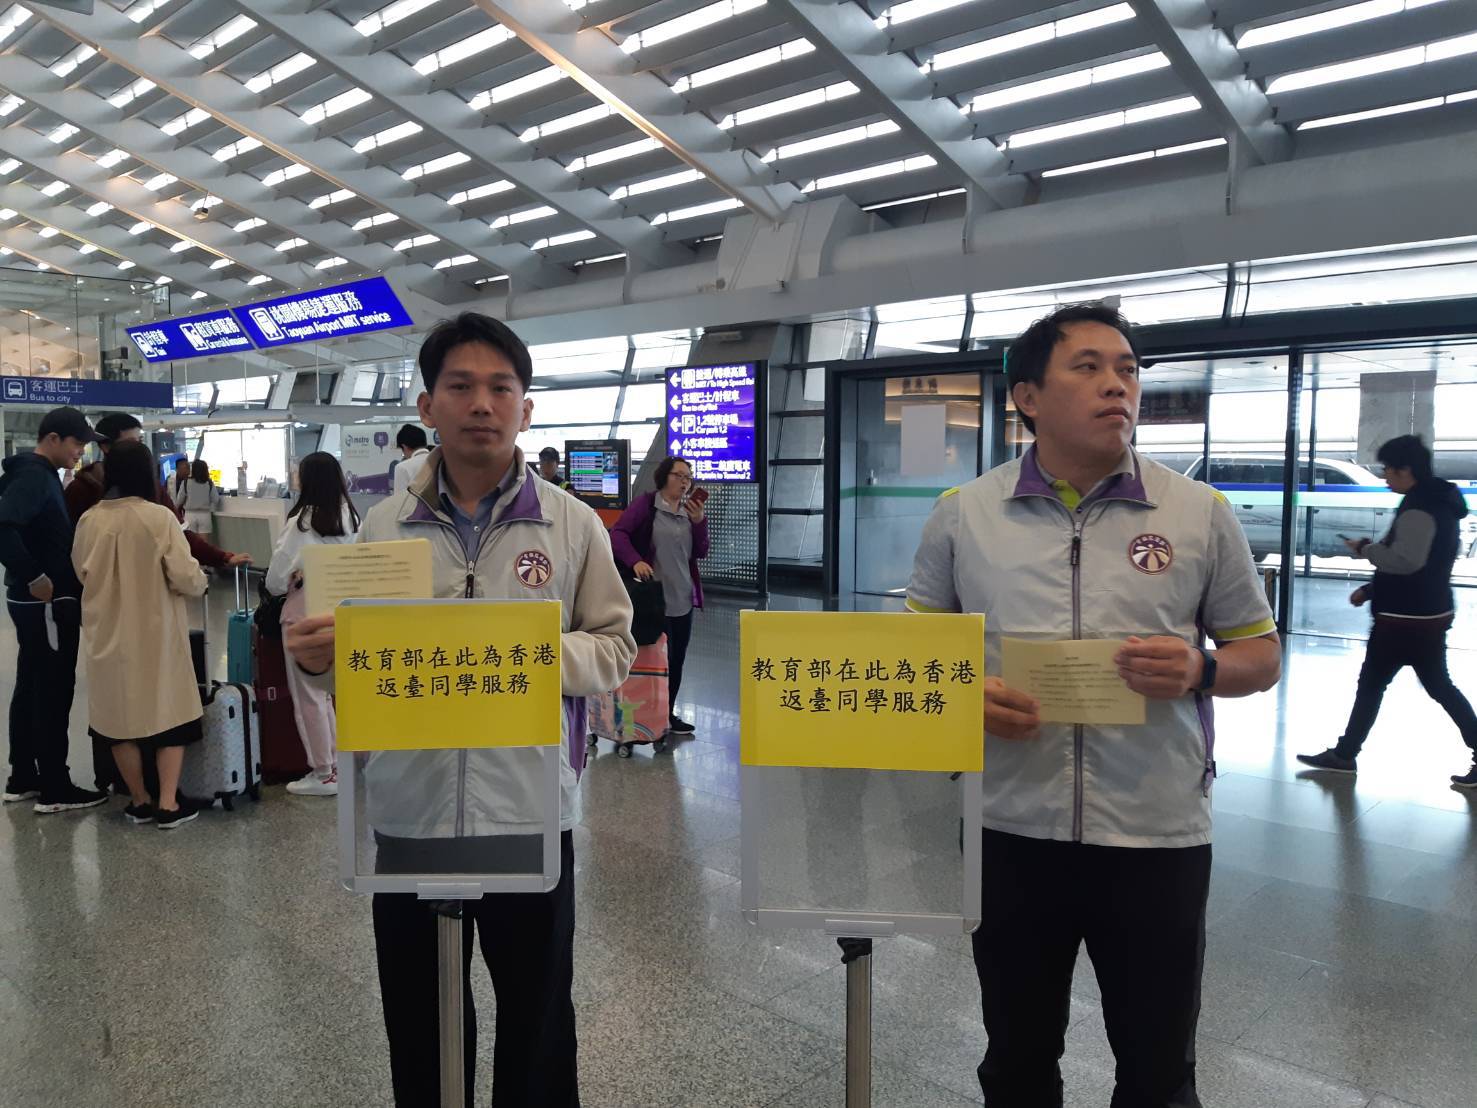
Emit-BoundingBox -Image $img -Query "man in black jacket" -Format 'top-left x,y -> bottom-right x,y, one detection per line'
0,407 -> 109,813
1299,435 -> 1477,787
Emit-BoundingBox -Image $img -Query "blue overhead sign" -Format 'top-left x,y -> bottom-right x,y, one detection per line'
232,276 -> 413,350
0,375 -> 174,409
665,362 -> 758,483
126,309 -> 253,363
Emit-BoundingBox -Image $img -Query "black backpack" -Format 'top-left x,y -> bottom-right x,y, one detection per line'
622,569 -> 666,646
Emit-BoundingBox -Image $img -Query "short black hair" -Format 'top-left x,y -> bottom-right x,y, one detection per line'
1006,303 -> 1140,434
1377,434 -> 1434,481
539,447 -> 559,462
653,455 -> 691,490
396,424 -> 428,450
418,312 -> 533,394
104,440 -> 160,501
94,412 -> 142,444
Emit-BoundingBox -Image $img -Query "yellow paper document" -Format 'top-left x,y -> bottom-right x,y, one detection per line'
302,539 -> 433,617
1000,638 -> 1146,725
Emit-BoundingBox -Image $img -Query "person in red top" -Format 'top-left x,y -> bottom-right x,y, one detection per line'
65,414 -> 250,571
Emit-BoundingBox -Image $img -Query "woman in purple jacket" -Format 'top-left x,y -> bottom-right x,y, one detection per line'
610,456 -> 710,734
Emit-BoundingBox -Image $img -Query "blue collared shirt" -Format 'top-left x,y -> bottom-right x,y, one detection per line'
436,461 -> 517,559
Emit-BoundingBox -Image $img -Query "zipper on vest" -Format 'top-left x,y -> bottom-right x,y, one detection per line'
1071,514 -> 1085,843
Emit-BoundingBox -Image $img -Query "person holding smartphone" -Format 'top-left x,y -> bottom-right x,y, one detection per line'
611,455 -> 710,735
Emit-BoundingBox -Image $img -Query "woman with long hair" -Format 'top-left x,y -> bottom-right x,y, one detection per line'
176,458 -> 218,534
73,440 -> 208,829
266,452 -> 361,796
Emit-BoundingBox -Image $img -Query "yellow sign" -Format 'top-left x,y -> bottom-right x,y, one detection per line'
335,600 -> 562,752
740,611 -> 985,773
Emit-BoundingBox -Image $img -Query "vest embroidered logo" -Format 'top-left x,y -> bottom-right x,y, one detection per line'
514,550 -> 553,589
1128,533 -> 1174,574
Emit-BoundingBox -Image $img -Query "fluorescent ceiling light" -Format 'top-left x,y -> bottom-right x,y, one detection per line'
0,7 -> 32,47
1297,91 -> 1470,129
234,217 -> 266,233
720,81 -> 858,131
354,121 -> 423,154
0,94 -> 23,117
97,149 -> 128,169
87,201 -> 112,217
108,78 -> 157,109
878,0 -> 973,26
1006,95 -> 1199,147
34,263 -> 49,272
38,226 -> 58,238
611,169 -> 701,200
566,139 -> 660,174
117,260 -> 136,271
247,274 -> 271,286
145,172 -> 177,191
574,252 -> 625,266
672,39 -> 814,93
468,67 -> 565,112
355,0 -> 440,38
650,197 -> 743,226
126,0 -> 177,25
0,159 -> 19,176
51,46 -> 96,79
353,212 -> 399,231
191,290 -> 207,299
128,221 -> 152,235
1268,32 -> 1477,94
161,107 -> 211,137
1042,136 -> 1224,177
448,181 -> 514,206
155,276 -> 171,286
403,152 -> 471,181
414,26 -> 513,76
189,15 -> 257,62
275,237 -> 307,252
394,233 -> 440,251
622,0 -> 763,54
765,120 -> 899,162
245,52 -> 315,94
532,230 -> 597,250
261,163 -> 310,188
213,136 -> 264,162
40,181 -> 68,197
931,4 -> 1134,72
1239,0 -> 1445,49
301,88 -> 372,127
433,254 -> 476,269
804,154 -> 938,193
520,105 -> 613,144
169,240 -> 192,253
46,123 -> 79,144
191,195 -> 224,211
971,53 -> 1169,113
78,243 -> 97,254
490,206 -> 557,230
308,188 -> 355,210
210,258 -> 232,270
315,256 -> 349,270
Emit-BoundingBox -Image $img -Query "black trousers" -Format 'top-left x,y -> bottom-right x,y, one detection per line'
6,598 -> 80,790
372,830 -> 579,1108
973,829 -> 1211,1108
665,609 -> 694,718
1336,619 -> 1477,758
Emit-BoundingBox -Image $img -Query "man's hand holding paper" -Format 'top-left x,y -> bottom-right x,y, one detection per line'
1114,636 -> 1204,700
1000,638 -> 1148,725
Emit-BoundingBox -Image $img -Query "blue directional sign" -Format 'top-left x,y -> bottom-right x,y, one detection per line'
665,362 -> 758,483
126,309 -> 253,363
0,375 -> 174,409
232,276 -> 413,350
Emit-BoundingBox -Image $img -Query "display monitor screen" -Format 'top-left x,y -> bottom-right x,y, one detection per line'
565,439 -> 629,511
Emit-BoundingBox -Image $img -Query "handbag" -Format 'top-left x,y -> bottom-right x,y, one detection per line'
253,579 -> 287,640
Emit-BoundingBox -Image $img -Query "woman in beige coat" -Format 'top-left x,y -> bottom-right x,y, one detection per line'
73,441 -> 208,830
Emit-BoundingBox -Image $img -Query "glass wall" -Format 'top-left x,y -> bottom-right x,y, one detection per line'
0,267 -> 163,381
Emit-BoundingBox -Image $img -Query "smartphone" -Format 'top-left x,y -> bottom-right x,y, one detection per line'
688,486 -> 710,508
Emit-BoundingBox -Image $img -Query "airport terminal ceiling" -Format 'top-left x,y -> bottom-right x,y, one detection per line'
0,0 -> 1473,376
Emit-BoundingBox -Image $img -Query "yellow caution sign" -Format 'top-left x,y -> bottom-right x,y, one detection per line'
335,600 -> 562,752
740,610 -> 985,773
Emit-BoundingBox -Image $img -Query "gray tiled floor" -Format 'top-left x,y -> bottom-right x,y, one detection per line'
3,585 -> 1477,1107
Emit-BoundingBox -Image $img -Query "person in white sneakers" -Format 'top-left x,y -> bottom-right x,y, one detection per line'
266,452 -> 360,796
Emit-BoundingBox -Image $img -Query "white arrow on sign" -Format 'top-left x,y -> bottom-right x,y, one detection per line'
670,395 -> 681,410
669,439 -> 683,453
670,418 -> 681,433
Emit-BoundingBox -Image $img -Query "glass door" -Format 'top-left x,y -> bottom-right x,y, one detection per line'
848,372 -> 986,597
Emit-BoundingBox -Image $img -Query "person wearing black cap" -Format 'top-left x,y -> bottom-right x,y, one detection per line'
0,407 -> 110,813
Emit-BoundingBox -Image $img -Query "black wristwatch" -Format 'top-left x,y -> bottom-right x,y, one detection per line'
1194,646 -> 1217,693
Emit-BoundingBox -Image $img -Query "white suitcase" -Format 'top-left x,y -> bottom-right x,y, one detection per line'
180,680 -> 260,810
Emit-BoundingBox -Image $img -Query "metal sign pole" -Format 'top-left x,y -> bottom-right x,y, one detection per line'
838,937 -> 873,1108
435,903 -> 465,1108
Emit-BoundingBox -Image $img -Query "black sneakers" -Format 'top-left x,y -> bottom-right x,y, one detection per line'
1295,749 -> 1357,774
33,783 -> 110,814
123,802 -> 156,825
2,777 -> 41,804
155,803 -> 199,831
1451,764 -> 1477,790
667,716 -> 696,735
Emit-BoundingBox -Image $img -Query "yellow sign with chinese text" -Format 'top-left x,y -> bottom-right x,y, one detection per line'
335,600 -> 562,752
740,611 -> 985,773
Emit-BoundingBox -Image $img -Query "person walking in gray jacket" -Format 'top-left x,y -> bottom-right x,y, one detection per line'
286,312 -> 634,1108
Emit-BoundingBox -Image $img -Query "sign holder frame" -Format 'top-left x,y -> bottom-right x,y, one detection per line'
334,597 -> 565,1108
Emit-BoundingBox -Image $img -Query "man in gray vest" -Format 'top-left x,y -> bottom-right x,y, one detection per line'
909,304 -> 1282,1107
